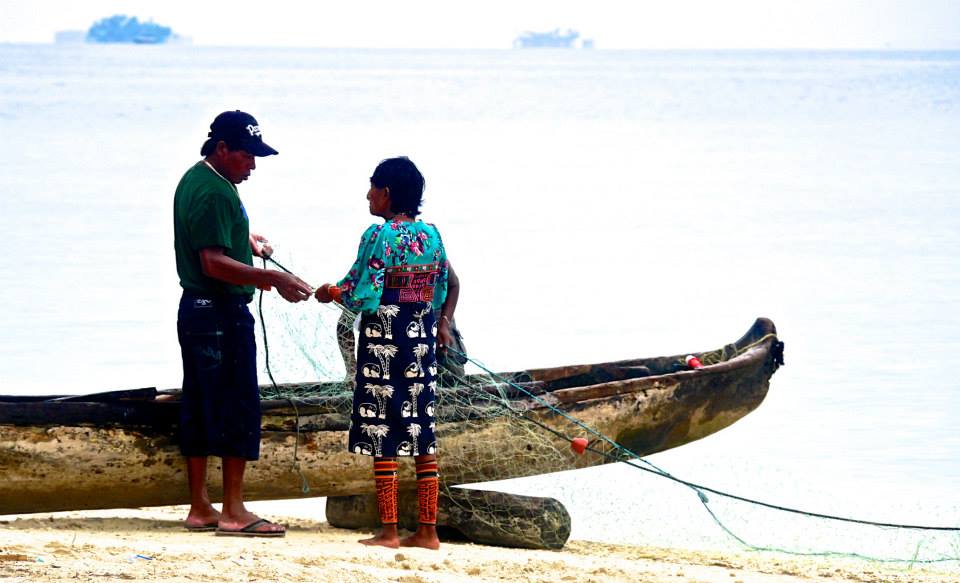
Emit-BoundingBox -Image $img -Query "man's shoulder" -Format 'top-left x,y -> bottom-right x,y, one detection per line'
176,162 -> 236,203
178,161 -> 229,189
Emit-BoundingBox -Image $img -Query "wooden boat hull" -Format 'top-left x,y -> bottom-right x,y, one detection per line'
0,318 -> 783,515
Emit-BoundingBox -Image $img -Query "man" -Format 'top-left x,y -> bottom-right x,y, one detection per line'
174,110 -> 312,537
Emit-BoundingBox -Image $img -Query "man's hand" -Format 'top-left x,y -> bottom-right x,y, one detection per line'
249,233 -> 273,259
275,272 -> 312,303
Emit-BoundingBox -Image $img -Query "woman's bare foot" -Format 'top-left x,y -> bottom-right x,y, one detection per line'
359,533 -> 400,548
359,525 -> 400,548
400,525 -> 440,550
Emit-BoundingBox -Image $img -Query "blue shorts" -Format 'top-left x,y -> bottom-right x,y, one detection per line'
177,292 -> 261,460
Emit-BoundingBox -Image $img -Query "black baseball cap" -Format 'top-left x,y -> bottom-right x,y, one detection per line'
201,110 -> 278,157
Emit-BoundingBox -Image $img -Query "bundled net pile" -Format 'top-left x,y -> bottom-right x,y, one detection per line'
251,276 -> 960,562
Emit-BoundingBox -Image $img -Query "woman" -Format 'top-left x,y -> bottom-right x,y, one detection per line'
315,157 -> 454,550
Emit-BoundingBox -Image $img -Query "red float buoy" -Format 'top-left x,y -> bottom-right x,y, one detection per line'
570,437 -> 588,455
685,355 -> 703,369
329,285 -> 342,303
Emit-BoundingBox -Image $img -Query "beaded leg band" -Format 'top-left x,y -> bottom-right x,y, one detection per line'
374,457 -> 399,525
415,459 -> 439,526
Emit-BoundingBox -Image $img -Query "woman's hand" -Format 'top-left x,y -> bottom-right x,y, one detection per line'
315,283 -> 334,303
315,284 -> 342,303
437,317 -> 454,353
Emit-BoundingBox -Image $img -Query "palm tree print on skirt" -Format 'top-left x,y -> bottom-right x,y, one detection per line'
350,304 -> 438,457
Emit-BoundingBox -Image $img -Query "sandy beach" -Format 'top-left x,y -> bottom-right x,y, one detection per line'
0,504 -> 952,582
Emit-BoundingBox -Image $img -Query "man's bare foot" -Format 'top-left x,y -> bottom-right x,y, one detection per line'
400,526 -> 440,550
184,504 -> 221,530
218,511 -> 286,535
359,525 -> 400,548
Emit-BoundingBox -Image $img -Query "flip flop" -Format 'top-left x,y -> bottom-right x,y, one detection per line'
184,521 -> 218,532
215,518 -> 286,538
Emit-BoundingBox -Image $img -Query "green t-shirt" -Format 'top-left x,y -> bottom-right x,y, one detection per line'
173,161 -> 255,298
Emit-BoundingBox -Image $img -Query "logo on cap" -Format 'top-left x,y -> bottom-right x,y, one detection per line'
203,110 -> 279,157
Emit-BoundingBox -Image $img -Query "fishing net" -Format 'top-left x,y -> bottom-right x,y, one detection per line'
251,275 -> 616,547
250,265 -> 960,564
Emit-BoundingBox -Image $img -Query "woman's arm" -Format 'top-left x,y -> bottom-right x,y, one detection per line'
314,223 -> 385,311
437,263 -> 459,349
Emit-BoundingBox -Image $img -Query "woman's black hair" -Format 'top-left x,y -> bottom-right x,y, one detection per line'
371,157 -> 426,218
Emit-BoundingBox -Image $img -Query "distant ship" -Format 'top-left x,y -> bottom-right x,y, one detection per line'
513,29 -> 593,49
82,15 -> 178,44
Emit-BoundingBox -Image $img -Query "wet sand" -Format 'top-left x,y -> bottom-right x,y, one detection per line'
0,505 -> 953,582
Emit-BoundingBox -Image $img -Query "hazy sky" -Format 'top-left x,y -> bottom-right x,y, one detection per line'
3,0 -> 959,49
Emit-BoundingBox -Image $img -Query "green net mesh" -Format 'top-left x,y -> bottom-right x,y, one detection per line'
253,283 -> 590,480
250,272 -> 960,563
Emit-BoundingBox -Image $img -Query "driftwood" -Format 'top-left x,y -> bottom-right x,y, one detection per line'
326,489 -> 571,550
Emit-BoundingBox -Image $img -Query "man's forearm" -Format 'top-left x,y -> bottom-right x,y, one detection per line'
200,251 -> 278,288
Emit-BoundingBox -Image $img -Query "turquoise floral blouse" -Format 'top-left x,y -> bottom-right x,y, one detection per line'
336,220 -> 449,314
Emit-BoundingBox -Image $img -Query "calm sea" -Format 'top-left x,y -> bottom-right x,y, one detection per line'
0,45 -> 958,560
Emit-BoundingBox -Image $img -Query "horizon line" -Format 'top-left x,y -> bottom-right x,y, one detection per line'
4,41 -> 960,52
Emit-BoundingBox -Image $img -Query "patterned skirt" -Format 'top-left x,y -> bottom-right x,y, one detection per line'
348,266 -> 440,458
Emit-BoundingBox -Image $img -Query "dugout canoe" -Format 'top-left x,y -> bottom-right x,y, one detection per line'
0,317 -> 783,515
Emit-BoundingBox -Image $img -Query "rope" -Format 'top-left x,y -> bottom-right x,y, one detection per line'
258,256 -> 310,493
265,255 -> 295,276
445,347 -> 959,532
438,345 -> 960,564
257,261 -> 279,390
